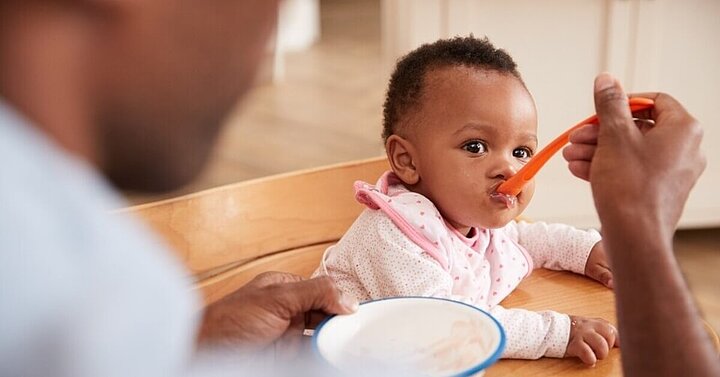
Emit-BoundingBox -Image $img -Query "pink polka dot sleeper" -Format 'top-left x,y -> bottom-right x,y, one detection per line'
314,171 -> 601,359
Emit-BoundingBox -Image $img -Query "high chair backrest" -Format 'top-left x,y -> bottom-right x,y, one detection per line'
121,156 -> 390,305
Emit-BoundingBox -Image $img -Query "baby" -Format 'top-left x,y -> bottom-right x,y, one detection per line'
314,36 -> 617,365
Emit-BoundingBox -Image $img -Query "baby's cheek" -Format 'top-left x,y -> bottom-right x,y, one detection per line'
511,182 -> 534,219
519,180 -> 536,205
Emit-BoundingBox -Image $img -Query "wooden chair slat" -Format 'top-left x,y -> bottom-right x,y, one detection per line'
122,156 -> 389,276
197,243 -> 330,305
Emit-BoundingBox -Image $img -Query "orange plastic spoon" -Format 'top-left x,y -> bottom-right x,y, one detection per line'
496,97 -> 655,197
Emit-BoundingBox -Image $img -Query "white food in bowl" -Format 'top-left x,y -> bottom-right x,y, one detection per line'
313,297 -> 506,377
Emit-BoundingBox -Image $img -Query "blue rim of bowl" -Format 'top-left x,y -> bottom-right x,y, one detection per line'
311,296 -> 507,377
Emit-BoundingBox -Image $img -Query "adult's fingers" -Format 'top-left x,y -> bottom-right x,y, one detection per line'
565,123 -> 597,182
568,123 -> 599,145
567,160 -> 591,181
305,310 -> 331,330
275,314 -> 306,360
625,92 -> 661,121
563,143 -> 595,181
563,143 -> 596,162
593,73 -> 636,142
567,119 -> 651,148
633,119 -> 655,134
271,276 -> 358,320
248,271 -> 305,288
629,92 -> 695,131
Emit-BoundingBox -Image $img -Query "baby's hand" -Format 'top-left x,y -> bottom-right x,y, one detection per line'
585,242 -> 613,288
565,315 -> 619,366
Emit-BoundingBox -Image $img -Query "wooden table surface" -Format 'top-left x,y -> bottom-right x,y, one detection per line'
485,269 -> 621,376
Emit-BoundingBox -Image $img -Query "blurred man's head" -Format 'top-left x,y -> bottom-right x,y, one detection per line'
0,0 -> 278,192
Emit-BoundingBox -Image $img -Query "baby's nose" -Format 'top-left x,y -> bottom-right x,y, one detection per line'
491,159 -> 519,180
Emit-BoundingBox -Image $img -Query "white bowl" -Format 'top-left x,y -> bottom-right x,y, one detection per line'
313,297 -> 506,377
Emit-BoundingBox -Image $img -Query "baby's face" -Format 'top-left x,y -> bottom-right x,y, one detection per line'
404,66 -> 538,231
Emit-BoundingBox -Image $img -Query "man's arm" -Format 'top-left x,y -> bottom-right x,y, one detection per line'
603,211 -> 715,377
564,73 -> 718,376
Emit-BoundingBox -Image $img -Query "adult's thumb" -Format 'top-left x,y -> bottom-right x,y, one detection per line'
593,73 -> 635,141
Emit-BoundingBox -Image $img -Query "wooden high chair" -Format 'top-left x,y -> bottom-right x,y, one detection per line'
123,156 -> 718,377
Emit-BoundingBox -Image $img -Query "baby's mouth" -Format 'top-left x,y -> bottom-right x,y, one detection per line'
489,182 -> 518,209
490,192 -> 517,209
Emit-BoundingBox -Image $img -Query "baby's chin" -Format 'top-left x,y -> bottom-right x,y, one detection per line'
446,202 -> 528,231
478,218 -> 513,229
476,210 -> 524,229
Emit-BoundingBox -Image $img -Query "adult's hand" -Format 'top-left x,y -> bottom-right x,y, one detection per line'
564,73 -> 717,377
563,73 -> 705,238
197,272 -> 358,354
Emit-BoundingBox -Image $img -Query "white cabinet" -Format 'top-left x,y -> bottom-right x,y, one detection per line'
382,0 -> 720,229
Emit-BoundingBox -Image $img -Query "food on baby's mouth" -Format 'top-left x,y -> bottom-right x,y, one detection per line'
490,192 -> 517,209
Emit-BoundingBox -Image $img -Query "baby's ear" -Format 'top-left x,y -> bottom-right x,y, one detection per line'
385,135 -> 419,185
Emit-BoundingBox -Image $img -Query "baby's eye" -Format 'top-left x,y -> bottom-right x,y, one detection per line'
463,141 -> 487,154
513,147 -> 533,159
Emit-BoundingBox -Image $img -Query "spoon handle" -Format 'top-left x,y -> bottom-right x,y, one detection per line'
496,97 -> 655,196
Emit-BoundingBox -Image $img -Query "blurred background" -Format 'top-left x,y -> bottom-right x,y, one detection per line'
130,0 -> 719,333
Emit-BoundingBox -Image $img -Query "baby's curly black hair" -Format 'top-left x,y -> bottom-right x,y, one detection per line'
382,36 -> 524,143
